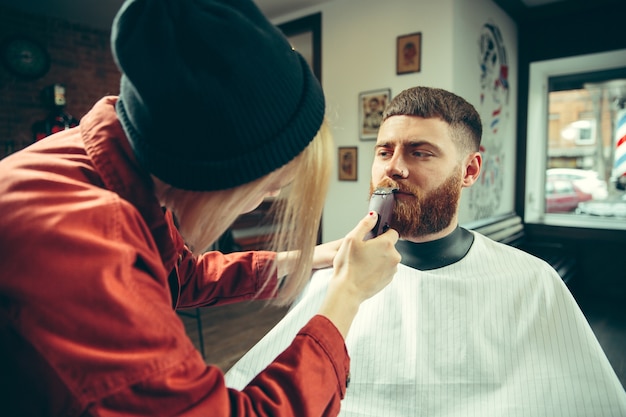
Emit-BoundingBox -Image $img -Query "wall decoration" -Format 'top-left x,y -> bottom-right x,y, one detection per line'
0,36 -> 50,79
468,22 -> 510,220
396,32 -> 421,75
359,88 -> 390,140
338,146 -> 358,181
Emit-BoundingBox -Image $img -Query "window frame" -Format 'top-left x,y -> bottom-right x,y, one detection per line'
524,48 -> 626,230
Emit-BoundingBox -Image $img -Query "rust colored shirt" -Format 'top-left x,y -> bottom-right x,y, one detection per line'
0,97 -> 349,416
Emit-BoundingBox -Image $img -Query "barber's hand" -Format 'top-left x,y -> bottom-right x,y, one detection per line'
332,211 -> 400,302
312,238 -> 343,270
318,212 -> 400,338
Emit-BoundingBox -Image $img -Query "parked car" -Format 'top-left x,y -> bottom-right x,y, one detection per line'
546,168 -> 608,200
577,200 -> 626,217
545,178 -> 593,213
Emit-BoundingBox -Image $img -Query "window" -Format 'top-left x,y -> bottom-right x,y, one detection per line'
525,49 -> 626,230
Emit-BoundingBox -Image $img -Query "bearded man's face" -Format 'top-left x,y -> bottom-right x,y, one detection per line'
369,170 -> 461,239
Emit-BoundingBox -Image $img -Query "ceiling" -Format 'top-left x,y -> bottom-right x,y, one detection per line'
0,0 -> 604,30
492,0 -> 622,21
0,0 -> 617,30
0,0 -> 333,30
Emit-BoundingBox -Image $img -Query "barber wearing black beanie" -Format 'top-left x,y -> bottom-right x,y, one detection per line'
111,0 -> 326,191
0,0 -> 400,415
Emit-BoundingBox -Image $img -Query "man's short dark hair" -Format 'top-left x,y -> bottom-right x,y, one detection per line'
383,86 -> 482,152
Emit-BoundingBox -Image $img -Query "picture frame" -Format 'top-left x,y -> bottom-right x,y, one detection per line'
396,32 -> 421,75
359,88 -> 391,140
338,146 -> 358,181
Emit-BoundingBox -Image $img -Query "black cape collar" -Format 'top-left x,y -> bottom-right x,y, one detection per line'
396,226 -> 474,271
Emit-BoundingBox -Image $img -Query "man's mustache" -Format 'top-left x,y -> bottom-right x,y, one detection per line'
374,178 -> 420,199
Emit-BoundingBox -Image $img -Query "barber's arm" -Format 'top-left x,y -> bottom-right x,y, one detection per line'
177,248 -> 279,308
275,238 -> 343,278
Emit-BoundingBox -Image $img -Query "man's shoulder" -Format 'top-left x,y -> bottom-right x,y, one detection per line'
468,229 -> 559,276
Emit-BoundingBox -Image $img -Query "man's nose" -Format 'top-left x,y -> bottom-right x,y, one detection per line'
385,157 -> 408,178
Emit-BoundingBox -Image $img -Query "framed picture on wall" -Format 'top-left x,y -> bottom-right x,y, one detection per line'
396,32 -> 421,74
338,146 -> 358,181
359,88 -> 391,140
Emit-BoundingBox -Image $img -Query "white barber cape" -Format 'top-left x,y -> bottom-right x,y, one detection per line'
226,231 -> 626,416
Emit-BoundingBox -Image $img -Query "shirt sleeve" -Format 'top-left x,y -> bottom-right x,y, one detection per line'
162,210 -> 280,308
176,248 -> 279,308
98,315 -> 350,417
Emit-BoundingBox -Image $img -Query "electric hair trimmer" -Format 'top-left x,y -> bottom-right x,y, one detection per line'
364,187 -> 397,240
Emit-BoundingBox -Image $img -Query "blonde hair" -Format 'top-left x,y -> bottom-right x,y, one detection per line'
155,119 -> 333,306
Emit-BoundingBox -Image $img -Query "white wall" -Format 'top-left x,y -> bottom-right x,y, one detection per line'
273,0 -> 517,242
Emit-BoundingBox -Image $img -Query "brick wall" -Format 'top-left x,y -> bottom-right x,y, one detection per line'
0,5 -> 120,159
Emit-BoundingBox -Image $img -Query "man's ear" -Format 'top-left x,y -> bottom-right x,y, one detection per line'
462,152 -> 482,187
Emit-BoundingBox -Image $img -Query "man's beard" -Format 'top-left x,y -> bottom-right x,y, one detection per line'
370,171 -> 462,238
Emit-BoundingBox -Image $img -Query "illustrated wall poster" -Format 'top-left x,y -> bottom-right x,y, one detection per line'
469,22 -> 510,219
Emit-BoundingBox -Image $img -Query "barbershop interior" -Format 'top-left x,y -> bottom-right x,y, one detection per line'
1,0 -> 625,404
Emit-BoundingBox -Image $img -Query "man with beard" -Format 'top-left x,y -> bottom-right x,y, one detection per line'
226,87 -> 626,416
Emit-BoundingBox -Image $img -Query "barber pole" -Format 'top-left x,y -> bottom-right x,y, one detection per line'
615,108 -> 626,190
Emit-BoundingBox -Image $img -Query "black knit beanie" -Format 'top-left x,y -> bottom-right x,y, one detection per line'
110,0 -> 325,191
